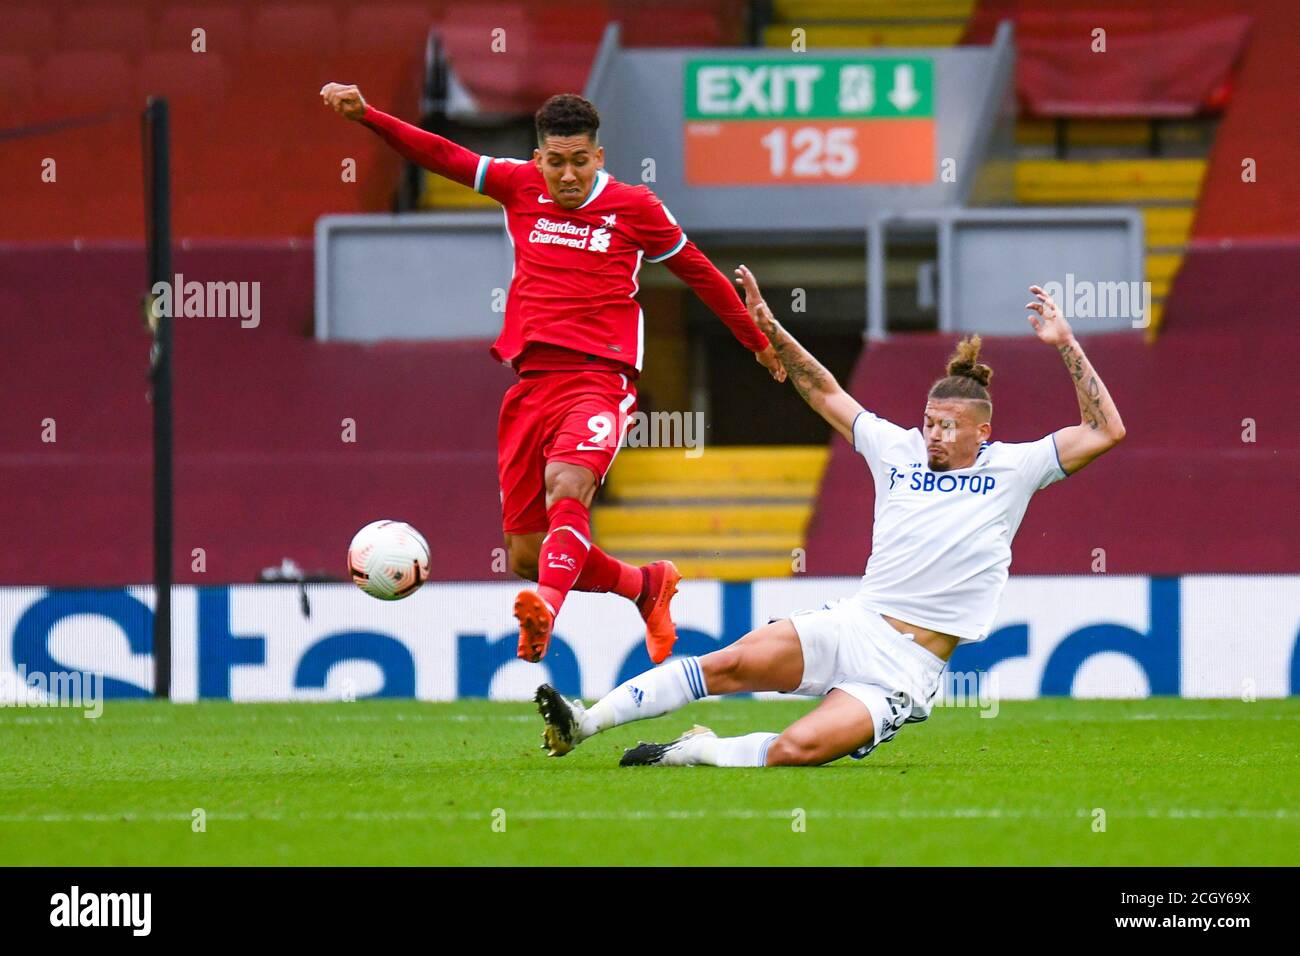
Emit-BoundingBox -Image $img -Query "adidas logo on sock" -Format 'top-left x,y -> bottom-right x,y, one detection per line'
628,684 -> 645,707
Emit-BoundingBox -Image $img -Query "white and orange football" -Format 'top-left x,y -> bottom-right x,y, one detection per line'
347,520 -> 430,600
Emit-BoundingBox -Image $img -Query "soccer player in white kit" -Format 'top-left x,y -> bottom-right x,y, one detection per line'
534,266 -> 1126,767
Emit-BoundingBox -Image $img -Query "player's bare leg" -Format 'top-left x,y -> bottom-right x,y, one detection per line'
761,689 -> 875,765
534,619 -> 802,756
504,532 -> 544,582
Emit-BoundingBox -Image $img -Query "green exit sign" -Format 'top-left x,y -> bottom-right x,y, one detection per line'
685,57 -> 934,120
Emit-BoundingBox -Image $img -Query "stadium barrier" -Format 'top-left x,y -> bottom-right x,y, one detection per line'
1,576 -> 1296,703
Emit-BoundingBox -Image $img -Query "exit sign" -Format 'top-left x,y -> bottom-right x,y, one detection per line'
683,57 -> 936,186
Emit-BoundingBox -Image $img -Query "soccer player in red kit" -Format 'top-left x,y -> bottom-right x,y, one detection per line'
321,84 -> 785,665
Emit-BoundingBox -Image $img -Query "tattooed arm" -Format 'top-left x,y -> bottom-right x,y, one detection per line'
733,265 -> 864,443
1026,284 -> 1126,475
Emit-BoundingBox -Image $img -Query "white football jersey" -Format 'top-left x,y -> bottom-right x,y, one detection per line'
848,409 -> 1067,643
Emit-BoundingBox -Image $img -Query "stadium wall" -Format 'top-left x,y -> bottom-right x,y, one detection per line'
1,576 -> 1296,703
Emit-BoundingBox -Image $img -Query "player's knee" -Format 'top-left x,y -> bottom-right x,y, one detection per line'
700,647 -> 744,693
546,470 -> 596,507
766,731 -> 823,767
508,547 -> 539,581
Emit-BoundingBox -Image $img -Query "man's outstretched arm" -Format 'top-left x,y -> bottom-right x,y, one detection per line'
320,82 -> 485,192
1025,284 -> 1126,474
734,265 -> 862,442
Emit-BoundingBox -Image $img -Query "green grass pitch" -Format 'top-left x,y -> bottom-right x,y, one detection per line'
2,697 -> 1297,866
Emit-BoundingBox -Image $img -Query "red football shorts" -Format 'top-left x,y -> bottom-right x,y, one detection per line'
498,369 -> 637,535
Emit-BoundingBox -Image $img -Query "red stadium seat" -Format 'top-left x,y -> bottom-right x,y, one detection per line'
154,5 -> 250,55
0,8 -> 56,55
39,51 -> 132,114
342,4 -> 437,55
0,54 -> 38,126
251,5 -> 342,55
57,4 -> 151,54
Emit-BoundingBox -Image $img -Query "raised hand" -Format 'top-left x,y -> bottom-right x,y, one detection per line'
320,83 -> 367,121
734,265 -> 786,382
1025,284 -> 1074,347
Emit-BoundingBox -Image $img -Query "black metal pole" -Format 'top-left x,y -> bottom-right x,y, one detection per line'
145,97 -> 173,700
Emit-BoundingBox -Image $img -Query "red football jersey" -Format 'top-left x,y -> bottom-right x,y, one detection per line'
476,157 -> 683,371
359,108 -> 768,374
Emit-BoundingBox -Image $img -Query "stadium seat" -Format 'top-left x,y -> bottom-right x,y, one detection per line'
251,5 -> 343,55
1142,207 -> 1194,247
39,52 -> 132,114
0,7 -> 56,55
341,4 -> 438,55
57,4 -> 152,54
1013,159 -> 1206,204
154,6 -> 251,55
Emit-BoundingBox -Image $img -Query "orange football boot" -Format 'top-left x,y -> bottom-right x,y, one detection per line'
514,590 -> 555,662
639,560 -> 682,664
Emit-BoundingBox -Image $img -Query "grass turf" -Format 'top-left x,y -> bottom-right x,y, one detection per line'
1,696 -> 1296,866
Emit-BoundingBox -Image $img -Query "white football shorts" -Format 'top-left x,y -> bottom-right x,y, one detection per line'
785,599 -> 948,760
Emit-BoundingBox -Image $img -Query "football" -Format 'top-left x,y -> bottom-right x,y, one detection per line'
347,520 -> 430,600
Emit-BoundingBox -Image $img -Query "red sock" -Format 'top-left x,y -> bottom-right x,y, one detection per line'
536,497 -> 592,616
574,545 -> 643,603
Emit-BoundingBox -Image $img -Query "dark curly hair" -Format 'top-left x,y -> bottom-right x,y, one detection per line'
535,94 -> 600,145
929,335 -> 993,417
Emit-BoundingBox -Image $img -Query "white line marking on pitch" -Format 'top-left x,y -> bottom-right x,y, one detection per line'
3,711 -> 1298,729
0,713 -> 536,725
0,808 -> 1295,825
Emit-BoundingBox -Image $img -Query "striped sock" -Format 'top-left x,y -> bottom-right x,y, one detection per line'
579,656 -> 707,739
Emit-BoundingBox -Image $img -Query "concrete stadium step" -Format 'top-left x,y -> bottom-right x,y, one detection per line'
1143,207 -> 1194,247
1014,159 -> 1206,204
608,481 -> 821,501
595,447 -> 825,578
596,504 -> 812,536
627,555 -> 799,581
604,446 -> 827,491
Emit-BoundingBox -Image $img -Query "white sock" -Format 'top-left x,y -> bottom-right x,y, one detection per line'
670,732 -> 779,768
579,656 -> 708,739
